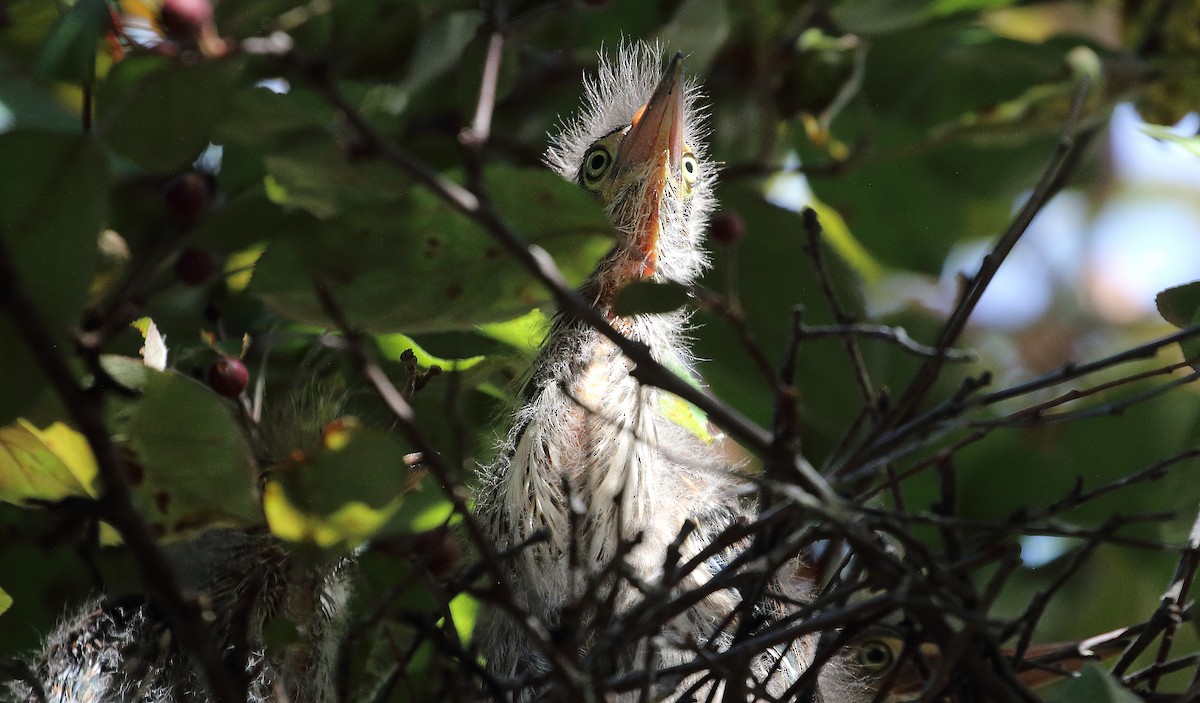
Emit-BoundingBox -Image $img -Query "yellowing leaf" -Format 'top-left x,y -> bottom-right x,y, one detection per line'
38,422 -> 99,495
0,419 -> 97,504
0,585 -> 11,616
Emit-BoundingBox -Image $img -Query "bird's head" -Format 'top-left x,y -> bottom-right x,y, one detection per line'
819,625 -> 1129,702
547,44 -> 714,304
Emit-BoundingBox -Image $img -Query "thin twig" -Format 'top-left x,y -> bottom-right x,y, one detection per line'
875,69 -> 1096,429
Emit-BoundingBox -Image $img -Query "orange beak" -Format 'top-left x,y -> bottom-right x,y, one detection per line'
614,52 -> 685,279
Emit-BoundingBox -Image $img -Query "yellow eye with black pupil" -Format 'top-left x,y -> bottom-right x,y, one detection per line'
857,640 -> 894,671
581,146 -> 612,186
682,153 -> 698,186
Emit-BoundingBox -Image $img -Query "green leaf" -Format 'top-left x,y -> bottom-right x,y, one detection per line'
805,199 -> 885,284
0,131 -> 108,423
1156,281 -> 1200,371
0,585 -> 11,616
355,10 -> 484,118
0,76 -> 79,133
1156,281 -> 1200,328
35,0 -> 107,82
100,354 -> 153,393
832,0 -> 1018,35
385,473 -> 454,534
211,86 -> 333,145
0,419 -> 98,505
654,0 -> 730,77
477,308 -> 551,357
97,56 -> 242,172
404,11 -> 484,92
1049,664 -> 1143,703
659,394 -> 713,444
1140,124 -> 1200,157
262,139 -> 408,219
264,424 -> 417,549
374,333 -> 485,372
250,166 -> 613,333
611,280 -> 692,317
116,371 -> 261,538
830,0 -> 934,35
189,191 -> 322,251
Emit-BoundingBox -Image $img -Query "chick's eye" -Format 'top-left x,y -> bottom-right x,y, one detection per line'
581,145 -> 613,187
681,152 -> 698,187
857,640 -> 895,671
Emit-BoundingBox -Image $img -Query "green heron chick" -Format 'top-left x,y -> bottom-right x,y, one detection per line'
8,530 -> 352,703
816,625 -> 1132,702
476,45 -> 806,698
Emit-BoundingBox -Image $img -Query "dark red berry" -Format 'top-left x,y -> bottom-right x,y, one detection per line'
581,0 -> 608,6
174,247 -> 216,286
159,0 -> 213,40
207,356 -> 248,398
710,211 -> 745,244
412,528 -> 461,580
163,172 -> 212,222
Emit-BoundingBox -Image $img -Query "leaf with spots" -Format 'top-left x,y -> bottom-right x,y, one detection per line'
249,166 -> 613,333
114,370 -> 261,539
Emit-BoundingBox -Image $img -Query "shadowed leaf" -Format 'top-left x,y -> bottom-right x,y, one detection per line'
97,55 -> 242,172
0,131 -> 107,424
115,370 -> 261,538
250,166 -> 613,333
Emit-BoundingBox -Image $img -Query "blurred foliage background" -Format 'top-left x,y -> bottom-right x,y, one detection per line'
1,0 -> 1199,700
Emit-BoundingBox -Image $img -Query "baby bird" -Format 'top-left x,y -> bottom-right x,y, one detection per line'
475,44 -> 807,700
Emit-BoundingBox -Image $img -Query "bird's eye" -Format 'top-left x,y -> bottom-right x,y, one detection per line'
856,640 -> 895,671
681,152 -> 699,188
581,145 -> 613,188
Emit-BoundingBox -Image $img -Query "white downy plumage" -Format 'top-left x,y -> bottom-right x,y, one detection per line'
475,43 -> 809,700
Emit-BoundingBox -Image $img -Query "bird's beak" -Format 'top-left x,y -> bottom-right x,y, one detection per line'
879,637 -> 1126,700
615,52 -> 685,279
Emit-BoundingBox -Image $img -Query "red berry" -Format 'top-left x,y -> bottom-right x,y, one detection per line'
207,357 -> 248,398
710,211 -> 745,244
412,528 -> 461,580
164,172 -> 212,222
174,247 -> 216,286
159,0 -> 213,40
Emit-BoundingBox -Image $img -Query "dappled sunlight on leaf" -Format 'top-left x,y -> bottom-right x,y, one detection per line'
375,332 -> 485,372
264,480 -> 401,549
477,308 -> 551,357
264,423 -> 424,550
